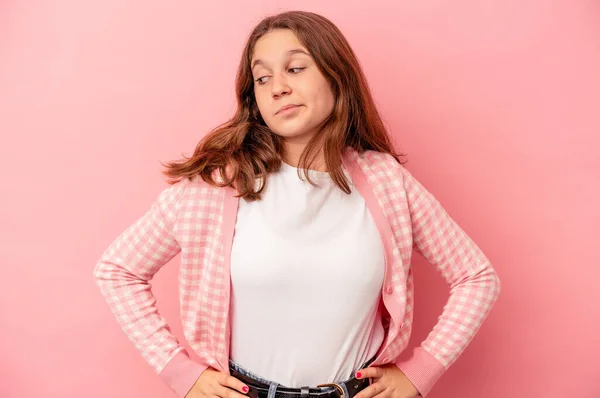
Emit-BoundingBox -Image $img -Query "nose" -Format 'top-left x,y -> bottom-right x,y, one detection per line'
271,73 -> 291,98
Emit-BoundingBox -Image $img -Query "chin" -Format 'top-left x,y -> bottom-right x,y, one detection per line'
270,123 -> 309,136
273,128 -> 314,141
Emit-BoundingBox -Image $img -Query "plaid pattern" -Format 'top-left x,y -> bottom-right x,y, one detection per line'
347,150 -> 501,396
93,148 -> 500,398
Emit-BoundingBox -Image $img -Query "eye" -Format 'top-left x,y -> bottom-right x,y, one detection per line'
254,67 -> 305,85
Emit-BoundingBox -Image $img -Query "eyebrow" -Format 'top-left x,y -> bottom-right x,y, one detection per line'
251,49 -> 311,70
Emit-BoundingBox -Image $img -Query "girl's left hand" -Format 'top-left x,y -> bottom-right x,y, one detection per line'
353,363 -> 420,398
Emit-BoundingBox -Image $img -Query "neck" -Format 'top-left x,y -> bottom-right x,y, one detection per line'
281,129 -> 331,170
282,144 -> 327,172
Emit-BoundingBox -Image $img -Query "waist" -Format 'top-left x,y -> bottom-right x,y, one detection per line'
228,356 -> 375,398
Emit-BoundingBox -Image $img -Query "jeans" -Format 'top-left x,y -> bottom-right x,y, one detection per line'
228,357 -> 375,398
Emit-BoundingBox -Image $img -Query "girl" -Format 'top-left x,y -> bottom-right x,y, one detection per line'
94,10 -> 501,398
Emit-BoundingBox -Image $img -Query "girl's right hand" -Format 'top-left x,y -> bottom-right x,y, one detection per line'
185,367 -> 250,398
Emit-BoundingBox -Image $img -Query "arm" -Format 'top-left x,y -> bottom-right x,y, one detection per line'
393,165 -> 501,397
93,179 -> 207,398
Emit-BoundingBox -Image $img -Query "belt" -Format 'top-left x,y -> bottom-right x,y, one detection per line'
228,358 -> 374,398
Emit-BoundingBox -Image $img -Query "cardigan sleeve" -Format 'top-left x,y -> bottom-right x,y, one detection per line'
93,179 -> 207,398
393,165 -> 501,397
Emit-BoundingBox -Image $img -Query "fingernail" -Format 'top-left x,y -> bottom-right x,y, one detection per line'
243,386 -> 249,393
356,372 -> 362,378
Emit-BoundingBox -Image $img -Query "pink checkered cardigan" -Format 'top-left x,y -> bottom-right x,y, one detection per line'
93,148 -> 501,398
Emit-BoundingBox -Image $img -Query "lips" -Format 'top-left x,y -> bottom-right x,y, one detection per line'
275,104 -> 300,115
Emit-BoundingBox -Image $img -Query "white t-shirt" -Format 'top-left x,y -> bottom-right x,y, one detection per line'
229,160 -> 385,387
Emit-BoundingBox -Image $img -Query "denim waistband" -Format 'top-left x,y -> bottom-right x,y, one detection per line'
228,356 -> 376,398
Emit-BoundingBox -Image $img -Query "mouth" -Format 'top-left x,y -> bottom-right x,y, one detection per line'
275,104 -> 300,115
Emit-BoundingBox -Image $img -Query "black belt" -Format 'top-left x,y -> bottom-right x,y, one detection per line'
229,358 -> 374,398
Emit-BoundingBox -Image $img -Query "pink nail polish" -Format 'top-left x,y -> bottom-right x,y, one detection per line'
356,372 -> 362,378
243,386 -> 249,393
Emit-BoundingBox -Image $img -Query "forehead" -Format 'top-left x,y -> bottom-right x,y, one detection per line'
251,29 -> 309,66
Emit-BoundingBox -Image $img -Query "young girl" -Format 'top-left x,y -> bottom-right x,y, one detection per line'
94,10 -> 501,398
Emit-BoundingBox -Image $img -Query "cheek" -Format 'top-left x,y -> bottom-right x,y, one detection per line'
313,82 -> 335,115
254,93 -> 270,119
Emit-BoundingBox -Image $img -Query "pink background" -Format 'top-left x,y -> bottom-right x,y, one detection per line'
1,1 -> 599,397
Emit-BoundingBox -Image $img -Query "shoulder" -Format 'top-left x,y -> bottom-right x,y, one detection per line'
180,173 -> 230,197
156,174 -> 220,208
156,174 -> 229,223
153,178 -> 190,219
348,149 -> 406,178
346,148 -> 400,167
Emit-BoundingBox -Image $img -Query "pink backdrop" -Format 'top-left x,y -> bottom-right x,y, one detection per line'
1,1 -> 598,397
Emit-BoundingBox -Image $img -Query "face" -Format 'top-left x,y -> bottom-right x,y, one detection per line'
250,29 -> 335,149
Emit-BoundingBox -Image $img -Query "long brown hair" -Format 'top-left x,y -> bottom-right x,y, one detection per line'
161,10 -> 407,201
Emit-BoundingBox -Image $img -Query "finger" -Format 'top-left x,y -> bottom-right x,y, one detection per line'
355,366 -> 384,380
215,384 -> 250,398
353,381 -> 386,398
369,392 -> 389,398
218,373 -> 250,395
217,373 -> 248,394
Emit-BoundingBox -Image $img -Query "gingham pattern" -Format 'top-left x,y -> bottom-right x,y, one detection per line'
347,150 -> 501,396
93,149 -> 500,398
93,179 -> 187,370
93,176 -> 231,398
